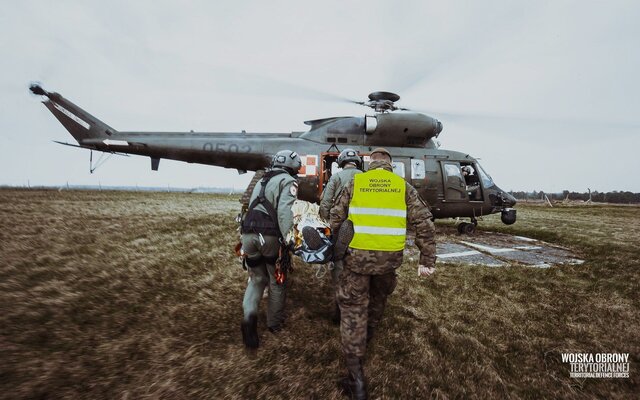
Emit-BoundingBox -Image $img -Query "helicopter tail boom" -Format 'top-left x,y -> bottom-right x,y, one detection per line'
31,84 -> 118,144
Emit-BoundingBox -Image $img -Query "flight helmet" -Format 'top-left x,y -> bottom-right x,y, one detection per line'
337,148 -> 361,168
272,150 -> 302,174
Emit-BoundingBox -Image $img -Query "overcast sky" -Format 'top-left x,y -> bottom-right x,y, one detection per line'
1,0 -> 639,192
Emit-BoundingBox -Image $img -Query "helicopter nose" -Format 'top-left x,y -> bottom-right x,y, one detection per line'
504,192 -> 517,207
490,189 -> 517,208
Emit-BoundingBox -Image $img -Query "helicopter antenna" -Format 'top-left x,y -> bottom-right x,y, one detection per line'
89,150 -> 115,173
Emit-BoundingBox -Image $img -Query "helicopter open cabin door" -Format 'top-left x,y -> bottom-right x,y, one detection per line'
442,161 -> 467,202
317,151 -> 340,198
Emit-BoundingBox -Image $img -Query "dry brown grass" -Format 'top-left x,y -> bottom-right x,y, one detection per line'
1,189 -> 638,399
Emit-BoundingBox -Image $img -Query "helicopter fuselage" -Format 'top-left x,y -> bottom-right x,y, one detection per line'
33,85 -> 517,225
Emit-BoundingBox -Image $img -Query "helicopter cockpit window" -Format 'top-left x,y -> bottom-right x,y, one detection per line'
444,164 -> 463,180
476,163 -> 495,188
443,163 -> 466,200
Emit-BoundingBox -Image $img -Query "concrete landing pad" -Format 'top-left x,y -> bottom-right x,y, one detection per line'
435,242 -> 506,267
407,228 -> 584,268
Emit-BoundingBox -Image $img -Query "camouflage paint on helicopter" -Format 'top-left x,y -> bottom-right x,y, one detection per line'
29,85 -> 516,232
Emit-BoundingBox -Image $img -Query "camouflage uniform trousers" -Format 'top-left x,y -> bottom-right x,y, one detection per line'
330,260 -> 344,301
337,248 -> 400,358
241,233 -> 286,329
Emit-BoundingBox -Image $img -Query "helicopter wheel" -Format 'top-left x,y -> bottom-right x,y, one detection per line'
463,223 -> 476,235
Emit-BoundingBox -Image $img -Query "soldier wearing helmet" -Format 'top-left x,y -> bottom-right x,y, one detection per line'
329,147 -> 436,398
319,148 -> 363,323
320,149 -> 362,220
240,150 -> 301,349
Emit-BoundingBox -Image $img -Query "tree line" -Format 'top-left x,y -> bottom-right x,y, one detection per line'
508,190 -> 640,204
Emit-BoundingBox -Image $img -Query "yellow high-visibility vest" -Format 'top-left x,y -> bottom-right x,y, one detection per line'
348,168 -> 406,251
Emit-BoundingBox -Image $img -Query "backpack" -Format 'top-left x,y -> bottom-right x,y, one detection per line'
241,170 -> 289,237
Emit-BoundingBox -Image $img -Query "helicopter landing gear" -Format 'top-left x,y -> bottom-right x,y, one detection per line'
457,218 -> 478,235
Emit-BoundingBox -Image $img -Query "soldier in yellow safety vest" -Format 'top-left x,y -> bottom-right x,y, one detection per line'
320,148 -> 363,324
329,147 -> 436,399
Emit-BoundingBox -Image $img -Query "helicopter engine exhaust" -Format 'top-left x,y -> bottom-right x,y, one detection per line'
365,115 -> 377,133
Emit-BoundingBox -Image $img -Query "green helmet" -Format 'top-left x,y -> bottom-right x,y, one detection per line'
337,148 -> 361,168
370,147 -> 392,160
271,150 -> 302,173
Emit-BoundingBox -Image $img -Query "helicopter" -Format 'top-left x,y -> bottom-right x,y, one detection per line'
29,84 -> 517,234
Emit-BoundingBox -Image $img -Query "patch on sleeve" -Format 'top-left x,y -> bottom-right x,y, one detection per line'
290,182 -> 298,196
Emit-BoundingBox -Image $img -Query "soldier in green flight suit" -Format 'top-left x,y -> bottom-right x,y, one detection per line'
240,150 -> 301,349
319,148 -> 363,324
330,147 -> 436,399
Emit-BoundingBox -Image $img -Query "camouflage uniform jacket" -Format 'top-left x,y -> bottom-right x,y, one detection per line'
329,161 -> 436,275
319,165 -> 362,220
246,168 -> 298,238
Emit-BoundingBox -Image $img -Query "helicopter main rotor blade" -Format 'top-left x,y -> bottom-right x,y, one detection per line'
418,109 -> 640,137
204,66 -> 363,105
252,77 -> 362,104
272,82 -> 363,105
384,5 -> 535,94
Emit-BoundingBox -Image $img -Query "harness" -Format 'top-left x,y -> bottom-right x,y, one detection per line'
241,169 -> 294,283
241,169 -> 288,237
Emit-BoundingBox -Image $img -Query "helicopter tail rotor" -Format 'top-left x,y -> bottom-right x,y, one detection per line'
28,83 -> 119,144
29,82 -> 48,96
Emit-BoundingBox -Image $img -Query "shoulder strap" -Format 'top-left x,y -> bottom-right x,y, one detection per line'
247,170 -> 288,210
246,169 -> 290,237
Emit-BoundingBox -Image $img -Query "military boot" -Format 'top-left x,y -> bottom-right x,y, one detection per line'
241,314 -> 259,349
339,356 -> 368,399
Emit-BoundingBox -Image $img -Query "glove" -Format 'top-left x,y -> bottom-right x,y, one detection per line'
418,265 -> 435,277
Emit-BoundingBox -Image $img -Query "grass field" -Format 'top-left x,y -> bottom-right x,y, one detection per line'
1,189 -> 638,399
